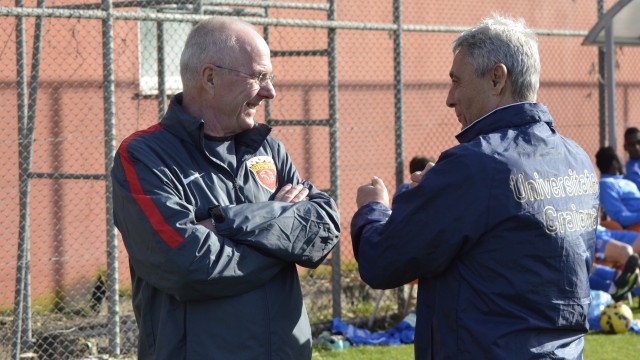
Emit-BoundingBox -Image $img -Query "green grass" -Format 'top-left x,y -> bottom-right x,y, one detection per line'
312,333 -> 640,359
584,332 -> 640,359
313,344 -> 414,359
312,298 -> 640,359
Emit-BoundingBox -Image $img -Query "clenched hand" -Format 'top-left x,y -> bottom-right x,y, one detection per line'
356,176 -> 390,208
408,162 -> 435,190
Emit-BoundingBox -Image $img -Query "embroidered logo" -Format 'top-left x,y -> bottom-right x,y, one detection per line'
247,156 -> 277,192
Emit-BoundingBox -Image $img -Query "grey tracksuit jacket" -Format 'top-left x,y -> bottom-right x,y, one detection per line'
111,93 -> 340,359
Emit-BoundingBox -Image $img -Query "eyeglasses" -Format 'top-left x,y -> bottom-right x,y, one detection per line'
211,64 -> 275,85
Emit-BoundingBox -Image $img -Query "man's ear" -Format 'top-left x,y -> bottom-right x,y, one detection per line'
490,64 -> 508,94
201,64 -> 216,89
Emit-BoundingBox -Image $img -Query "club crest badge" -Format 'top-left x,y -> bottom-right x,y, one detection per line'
247,156 -> 278,192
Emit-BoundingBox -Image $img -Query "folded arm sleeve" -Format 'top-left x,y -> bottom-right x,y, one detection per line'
112,141 -> 286,301
217,139 -> 340,268
217,188 -> 340,268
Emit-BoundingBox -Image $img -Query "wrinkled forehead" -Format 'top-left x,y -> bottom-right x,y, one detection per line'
449,48 -> 474,77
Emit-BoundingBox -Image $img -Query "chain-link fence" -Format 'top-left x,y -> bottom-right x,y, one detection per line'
2,0 -> 640,358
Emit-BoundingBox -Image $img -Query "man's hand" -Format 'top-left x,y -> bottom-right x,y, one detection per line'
197,219 -> 216,233
199,183 -> 309,234
274,184 -> 309,203
408,162 -> 435,190
356,176 -> 390,208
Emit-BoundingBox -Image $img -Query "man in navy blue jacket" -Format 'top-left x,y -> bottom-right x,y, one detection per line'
351,14 -> 599,359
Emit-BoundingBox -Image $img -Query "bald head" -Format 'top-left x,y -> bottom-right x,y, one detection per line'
179,17 -> 265,91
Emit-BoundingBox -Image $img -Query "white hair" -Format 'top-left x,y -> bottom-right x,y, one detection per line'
179,17 -> 257,90
453,13 -> 540,102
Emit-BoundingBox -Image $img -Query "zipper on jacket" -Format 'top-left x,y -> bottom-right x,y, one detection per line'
233,178 -> 247,203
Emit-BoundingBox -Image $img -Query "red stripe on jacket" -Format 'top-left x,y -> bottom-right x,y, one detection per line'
119,123 -> 184,249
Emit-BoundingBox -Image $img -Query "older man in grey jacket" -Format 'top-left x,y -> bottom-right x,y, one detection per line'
111,17 -> 340,359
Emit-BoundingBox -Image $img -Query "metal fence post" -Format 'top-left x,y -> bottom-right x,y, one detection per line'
101,0 -> 120,356
597,0 -> 606,148
328,0 -> 341,320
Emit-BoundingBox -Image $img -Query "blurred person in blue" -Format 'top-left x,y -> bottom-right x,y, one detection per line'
595,224 -> 640,266
395,156 -> 434,196
624,127 -> 640,189
590,257 -> 638,302
111,17 -> 340,360
351,14 -> 599,359
592,226 -> 640,301
596,146 -> 640,231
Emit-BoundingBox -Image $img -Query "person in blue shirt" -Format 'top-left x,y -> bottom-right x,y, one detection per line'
623,127 -> 640,189
596,146 -> 640,230
596,224 -> 640,266
352,14 -> 598,359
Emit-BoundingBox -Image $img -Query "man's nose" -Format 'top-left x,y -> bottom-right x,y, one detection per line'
259,80 -> 276,100
445,90 -> 455,108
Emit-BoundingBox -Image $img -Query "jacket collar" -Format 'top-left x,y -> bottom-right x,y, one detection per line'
162,93 -> 272,154
601,174 -> 624,180
455,102 -> 555,144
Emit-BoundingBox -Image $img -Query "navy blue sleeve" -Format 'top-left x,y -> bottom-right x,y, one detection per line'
350,148 -> 492,289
